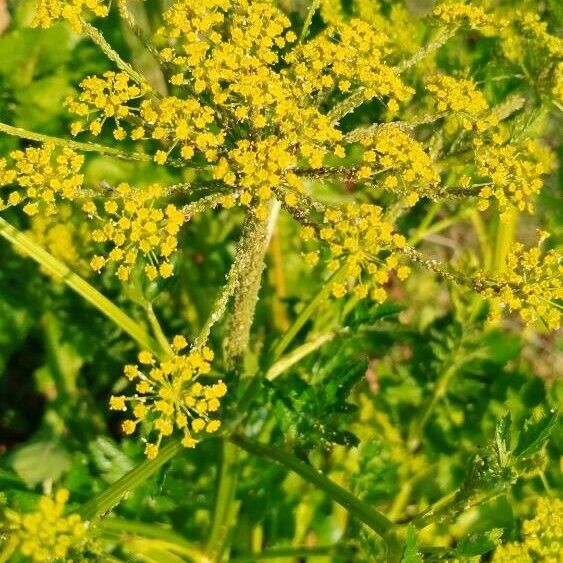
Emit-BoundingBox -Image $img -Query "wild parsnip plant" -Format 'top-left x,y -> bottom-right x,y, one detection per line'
0,0 -> 561,561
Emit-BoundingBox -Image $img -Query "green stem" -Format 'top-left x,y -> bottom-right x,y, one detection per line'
78,439 -> 182,521
271,264 -> 347,360
0,122 -> 151,162
81,20 -> 153,90
266,332 -> 335,380
0,217 -> 158,353
145,302 -> 173,355
469,209 -> 491,268
230,434 -> 397,540
207,204 -> 279,560
225,204 -> 279,367
205,442 -> 241,560
492,206 -> 517,275
407,361 -> 459,452
98,518 -> 205,560
299,0 -> 320,44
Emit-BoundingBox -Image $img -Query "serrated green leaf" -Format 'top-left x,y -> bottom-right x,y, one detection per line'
402,524 -> 423,563
513,411 -> 558,460
456,528 -> 503,557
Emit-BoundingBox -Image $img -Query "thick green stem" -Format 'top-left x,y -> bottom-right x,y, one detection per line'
78,439 -> 182,521
0,217 -> 158,353
207,205 -> 279,560
230,434 -> 397,541
225,205 -> 279,367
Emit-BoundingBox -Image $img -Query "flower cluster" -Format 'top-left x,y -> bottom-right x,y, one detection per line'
214,137 -> 306,217
3,489 -> 86,562
139,97 -> 221,164
426,74 -> 495,130
473,135 -> 555,221
492,497 -> 562,562
86,183 -> 185,281
357,125 -> 440,206
66,71 -> 147,138
320,0 -> 422,55
433,2 -> 500,30
513,12 -> 563,60
160,0 -> 294,86
0,143 -> 83,216
475,242 -> 562,331
109,336 -> 226,459
159,0 -> 343,171
28,204 -> 92,277
286,20 -> 413,112
501,11 -> 563,100
33,0 -> 108,32
301,203 -> 409,301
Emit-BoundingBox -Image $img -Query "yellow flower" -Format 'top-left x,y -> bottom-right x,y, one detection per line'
473,135 -> 555,218
33,0 -> 108,31
0,144 -> 83,215
433,2 -> 499,30
475,242 -> 562,330
110,337 -> 226,458
492,497 -> 563,562
302,203 -> 410,302
426,74 -> 494,130
66,71 -> 146,137
88,183 -> 185,281
3,489 -> 86,562
357,125 -> 440,198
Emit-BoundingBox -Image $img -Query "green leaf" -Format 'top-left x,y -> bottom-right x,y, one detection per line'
456,528 -> 503,557
513,410 -> 558,460
323,360 -> 366,410
89,437 -> 135,483
401,524 -> 423,563
495,413 -> 512,467
11,441 -> 71,487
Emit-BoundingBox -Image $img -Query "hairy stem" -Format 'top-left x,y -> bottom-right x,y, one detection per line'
207,204 -> 279,560
81,20 -> 153,90
299,0 -> 321,44
0,122 -> 151,162
225,203 -> 279,367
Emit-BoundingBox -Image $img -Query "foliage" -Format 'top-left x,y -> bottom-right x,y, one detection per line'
0,0 -> 561,562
